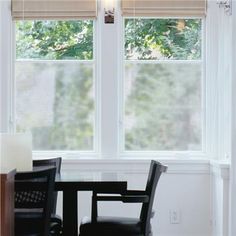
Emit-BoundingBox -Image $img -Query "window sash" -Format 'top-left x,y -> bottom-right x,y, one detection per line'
13,20 -> 99,154
120,60 -> 204,152
14,60 -> 97,152
120,18 -> 205,154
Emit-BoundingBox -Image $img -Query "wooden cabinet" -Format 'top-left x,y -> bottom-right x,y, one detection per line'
0,169 -> 16,236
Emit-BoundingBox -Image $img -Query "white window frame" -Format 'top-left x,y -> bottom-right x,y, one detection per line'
12,20 -> 100,159
0,0 -> 222,160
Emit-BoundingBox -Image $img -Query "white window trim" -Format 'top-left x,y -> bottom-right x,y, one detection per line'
0,0 -> 226,160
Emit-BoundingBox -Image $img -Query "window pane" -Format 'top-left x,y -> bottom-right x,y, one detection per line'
15,20 -> 95,151
16,20 -> 93,60
15,62 -> 94,150
124,63 -> 202,151
125,19 -> 201,60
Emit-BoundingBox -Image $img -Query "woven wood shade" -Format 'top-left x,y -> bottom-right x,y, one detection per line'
12,0 -> 97,20
121,0 -> 206,17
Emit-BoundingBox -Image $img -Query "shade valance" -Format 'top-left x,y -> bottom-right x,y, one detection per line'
121,0 -> 206,17
12,0 -> 97,20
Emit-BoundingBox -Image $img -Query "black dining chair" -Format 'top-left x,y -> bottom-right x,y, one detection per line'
15,167 -> 56,236
14,158 -> 63,236
79,160 -> 167,236
33,157 -> 63,235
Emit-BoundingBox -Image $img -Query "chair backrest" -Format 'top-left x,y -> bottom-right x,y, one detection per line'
140,160 -> 167,236
33,157 -> 62,214
15,167 -> 56,236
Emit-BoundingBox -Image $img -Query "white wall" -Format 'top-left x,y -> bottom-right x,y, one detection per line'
206,0 -> 232,161
206,0 -> 232,235
230,0 -> 236,235
0,0 -> 12,133
55,160 -> 212,236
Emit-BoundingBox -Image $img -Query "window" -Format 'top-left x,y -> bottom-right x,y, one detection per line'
122,18 -> 203,151
15,20 -> 96,151
13,16 -> 205,157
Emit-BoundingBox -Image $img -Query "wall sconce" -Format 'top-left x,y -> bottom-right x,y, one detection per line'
104,0 -> 114,24
217,0 -> 232,15
0,133 -> 32,172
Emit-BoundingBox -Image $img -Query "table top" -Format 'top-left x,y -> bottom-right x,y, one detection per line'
55,171 -> 127,193
16,168 -> 128,193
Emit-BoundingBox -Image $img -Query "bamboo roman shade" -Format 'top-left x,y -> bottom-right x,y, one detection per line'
12,0 -> 97,20
121,0 -> 206,17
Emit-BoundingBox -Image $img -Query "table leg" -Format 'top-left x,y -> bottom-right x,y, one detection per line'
62,190 -> 78,236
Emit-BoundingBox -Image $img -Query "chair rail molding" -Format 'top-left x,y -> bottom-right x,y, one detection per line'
210,160 -> 230,180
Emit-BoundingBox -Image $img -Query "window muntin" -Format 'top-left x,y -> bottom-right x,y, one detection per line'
123,18 -> 203,151
15,20 -> 95,151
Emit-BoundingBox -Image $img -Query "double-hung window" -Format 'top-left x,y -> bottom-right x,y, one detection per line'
15,20 -> 96,151
122,18 -> 203,152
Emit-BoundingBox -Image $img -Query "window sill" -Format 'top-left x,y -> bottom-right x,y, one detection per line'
33,153 -> 231,175
33,150 -> 209,160
33,151 -> 230,175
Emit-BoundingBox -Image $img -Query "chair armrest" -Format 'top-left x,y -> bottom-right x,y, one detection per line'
91,192 -> 149,222
125,190 -> 146,195
93,190 -> 146,195
96,195 -> 149,203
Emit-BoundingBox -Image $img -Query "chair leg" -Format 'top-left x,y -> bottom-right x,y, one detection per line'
92,192 -> 98,222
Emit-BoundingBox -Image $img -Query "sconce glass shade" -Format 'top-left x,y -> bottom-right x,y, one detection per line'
0,133 -> 32,172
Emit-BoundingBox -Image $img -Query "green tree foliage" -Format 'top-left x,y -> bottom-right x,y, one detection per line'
125,19 -> 201,60
16,20 -> 93,60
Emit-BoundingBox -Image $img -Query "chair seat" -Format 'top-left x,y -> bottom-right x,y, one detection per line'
15,212 -> 62,236
15,212 -> 44,235
79,216 -> 144,236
